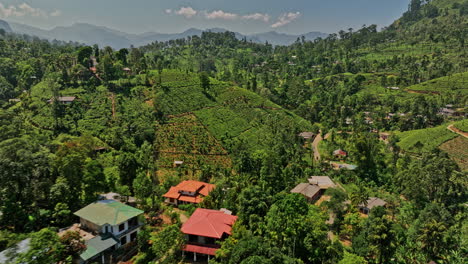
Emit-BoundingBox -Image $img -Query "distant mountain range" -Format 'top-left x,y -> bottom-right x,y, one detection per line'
6,21 -> 328,48
0,19 -> 12,33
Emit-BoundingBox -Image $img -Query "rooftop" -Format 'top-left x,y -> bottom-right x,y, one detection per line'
74,200 -> 143,226
290,183 -> 321,199
80,235 -> 118,261
163,180 -> 216,203
183,244 -> 218,256
333,149 -> 348,156
298,132 -> 315,139
181,208 -> 237,239
361,197 -> 387,209
48,96 -> 76,103
308,176 -> 337,189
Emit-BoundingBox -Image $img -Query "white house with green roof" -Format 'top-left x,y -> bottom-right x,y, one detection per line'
73,200 -> 144,263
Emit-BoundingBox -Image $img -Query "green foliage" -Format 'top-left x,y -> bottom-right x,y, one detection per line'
338,251 -> 368,264
395,150 -> 466,208
0,230 -> 28,252
150,224 -> 184,264
77,46 -> 93,66
406,72 -> 468,95
397,124 -> 458,153
454,119 -> 468,132
16,228 -> 64,264
58,230 -> 87,259
0,136 -> 52,232
0,4 -> 466,263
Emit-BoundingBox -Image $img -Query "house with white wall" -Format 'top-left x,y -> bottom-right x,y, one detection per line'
73,200 -> 144,263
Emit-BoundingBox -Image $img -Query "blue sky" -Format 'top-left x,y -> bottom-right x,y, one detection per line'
0,0 -> 410,34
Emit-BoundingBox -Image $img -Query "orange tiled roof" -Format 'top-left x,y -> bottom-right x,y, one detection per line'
163,187 -> 180,199
162,180 -> 215,204
177,181 -> 205,193
181,208 -> 237,239
183,244 -> 218,256
178,195 -> 203,204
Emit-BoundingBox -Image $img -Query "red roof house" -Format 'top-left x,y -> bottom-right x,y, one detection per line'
333,149 -> 348,157
163,180 -> 215,206
181,208 -> 237,260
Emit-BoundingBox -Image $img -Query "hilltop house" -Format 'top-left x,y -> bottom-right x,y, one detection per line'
299,132 -> 315,140
181,208 -> 237,261
123,67 -> 132,74
333,149 -> 348,158
71,200 -> 144,263
173,160 -> 184,168
47,96 -> 76,105
379,132 -> 391,141
358,197 -> 387,215
438,107 -> 455,117
291,176 -> 337,202
163,180 -> 215,206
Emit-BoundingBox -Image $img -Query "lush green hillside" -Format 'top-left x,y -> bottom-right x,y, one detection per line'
453,119 -> 468,132
397,123 -> 457,153
155,70 -> 312,152
405,72 -> 468,95
440,136 -> 468,170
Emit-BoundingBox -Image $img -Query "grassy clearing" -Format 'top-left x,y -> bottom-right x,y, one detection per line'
397,124 -> 457,153
439,136 -> 468,171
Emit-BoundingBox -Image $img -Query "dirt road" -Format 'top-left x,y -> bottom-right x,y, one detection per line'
448,124 -> 468,139
312,133 -> 323,161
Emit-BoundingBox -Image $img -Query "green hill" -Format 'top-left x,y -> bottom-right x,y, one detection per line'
397,124 -> 457,153
155,70 -> 313,152
405,72 -> 468,95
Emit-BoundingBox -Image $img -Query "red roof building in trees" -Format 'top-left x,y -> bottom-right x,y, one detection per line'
181,208 -> 237,260
163,180 -> 215,206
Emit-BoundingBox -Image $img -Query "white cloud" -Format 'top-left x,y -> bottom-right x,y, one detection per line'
0,3 -> 55,18
271,12 -> 301,28
169,6 -> 271,23
18,3 -> 47,17
205,10 -> 238,20
174,7 -> 197,18
242,13 -> 270,22
50,10 -> 62,17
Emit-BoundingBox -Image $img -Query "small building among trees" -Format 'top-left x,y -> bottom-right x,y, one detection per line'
72,200 -> 144,263
333,149 -> 348,158
181,208 -> 237,262
291,176 -> 337,202
358,197 -> 387,215
47,96 -> 76,105
298,132 -> 315,140
163,180 -> 215,206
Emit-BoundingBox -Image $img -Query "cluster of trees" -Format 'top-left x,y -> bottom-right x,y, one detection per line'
0,1 -> 466,263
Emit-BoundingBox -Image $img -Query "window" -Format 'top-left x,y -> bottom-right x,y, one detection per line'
128,217 -> 138,227
205,237 -> 215,245
120,236 -> 127,245
119,223 -> 125,232
130,232 -> 137,242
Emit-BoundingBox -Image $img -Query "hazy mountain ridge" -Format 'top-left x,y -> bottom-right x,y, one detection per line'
8,22 -> 328,48
0,19 -> 12,33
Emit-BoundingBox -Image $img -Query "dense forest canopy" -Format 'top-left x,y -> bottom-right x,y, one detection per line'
0,0 -> 467,263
